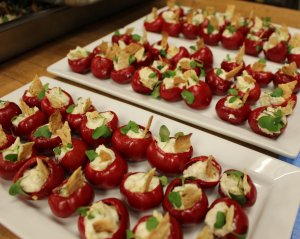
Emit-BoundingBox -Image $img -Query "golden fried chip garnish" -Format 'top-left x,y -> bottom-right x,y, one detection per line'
0,124 -> 7,146
231,13 -> 241,27
97,41 -> 109,55
173,76 -> 187,85
28,75 -> 43,96
19,99 -> 35,116
206,155 -> 215,177
143,168 -> 156,192
148,213 -> 171,239
179,59 -> 191,70
81,98 -> 93,113
152,7 -> 158,18
225,64 -> 243,80
36,158 -> 49,179
135,47 -> 145,61
56,122 -> 72,146
289,33 -> 300,48
244,74 -> 256,84
99,150 -> 112,161
88,111 -> 100,119
49,111 -> 63,134
183,69 -> 197,81
279,80 -> 297,99
205,6 -> 215,16
281,100 -> 295,116
174,133 -> 192,153
196,226 -> 214,239
174,10 -> 180,22
125,43 -> 143,55
93,219 -> 115,233
161,32 -> 169,48
18,141 -> 34,161
253,16 -> 263,29
117,50 -> 131,70
105,44 -> 119,60
142,28 -> 148,44
252,61 -> 266,72
125,27 -> 134,35
210,16 -> 219,30
143,115 -> 153,137
242,90 -> 250,103
62,167 -> 85,196
243,170 -> 251,195
186,9 -> 194,24
225,205 -> 234,230
225,4 -> 236,20
196,38 -> 205,49
182,185 -> 202,209
281,62 -> 297,76
268,35 -> 279,46
235,45 -> 245,64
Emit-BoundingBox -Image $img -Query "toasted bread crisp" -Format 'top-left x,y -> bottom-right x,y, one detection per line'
268,35 -> 279,46
125,43 -> 143,55
279,81 -> 297,99
88,111 -> 100,119
125,27 -> 134,35
116,50 -> 131,70
62,167 -> 85,196
173,77 -> 187,86
225,205 -> 234,230
93,219 -> 115,233
186,9 -> 194,24
231,13 -> 241,27
204,6 -> 215,17
235,45 -> 245,64
148,213 -> 171,239
28,75 -> 43,96
0,124 -> 7,146
210,16 -> 219,30
225,4 -> 236,20
252,61 -> 266,72
281,62 -> 297,76
225,64 -> 243,80
143,168 -> 156,192
281,100 -> 295,116
206,155 -> 215,178
174,133 -> 192,153
36,158 -> 49,179
18,142 -> 34,161
49,111 -> 63,134
105,44 -> 119,60
161,32 -> 168,48
56,122 -> 72,146
182,185 -> 202,209
99,150 -> 112,162
97,41 -> 109,55
19,99 -> 35,116
180,59 -> 191,70
143,115 -> 153,137
183,69 -> 197,81
81,98 -> 93,113
152,7 -> 158,18
242,90 -> 250,103
142,28 -> 148,44
243,170 -> 251,195
196,38 -> 205,49
244,74 -> 256,84
289,33 -> 300,48
196,226 -> 214,239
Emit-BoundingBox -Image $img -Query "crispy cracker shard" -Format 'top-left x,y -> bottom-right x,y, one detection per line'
56,122 -> 72,146
93,218 -> 115,233
225,64 -> 243,80
196,38 -> 205,49
281,100 -> 295,116
289,33 -> 300,48
18,141 -> 34,161
143,168 -> 156,192
62,167 -> 85,196
205,155 -> 215,177
148,212 -> 171,239
28,75 -> 43,96
235,45 -> 245,64
143,115 -> 153,137
181,184 -> 202,209
0,124 -> 7,145
174,133 -> 192,153
252,61 -> 266,71
99,150 -> 112,161
36,158 -> 49,179
279,80 -> 297,99
243,170 -> 251,194
196,226 -> 214,239
281,62 -> 297,76
161,32 -> 169,48
19,99 -> 35,116
49,111 -> 63,134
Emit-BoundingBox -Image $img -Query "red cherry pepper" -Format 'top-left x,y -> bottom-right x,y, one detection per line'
150,41 -> 169,60
199,21 -> 221,46
91,55 -> 113,79
112,33 -> 133,45
84,146 -> 127,189
133,213 -> 183,239
221,61 -> 245,76
244,37 -> 263,56
162,21 -> 182,37
0,102 -> 21,132
22,90 -> 42,109
219,169 -> 257,207
221,30 -> 245,50
287,53 -> 300,68
80,111 -> 119,148
134,50 -> 153,68
163,178 -> 208,225
182,22 -> 200,40
245,64 -> 274,87
144,15 -> 164,33
183,156 -> 222,188
66,105 -> 95,133
77,198 -> 129,239
232,77 -> 261,105
146,139 -> 193,176
13,110 -> 48,140
12,156 -> 65,200
120,171 -> 163,211
190,45 -> 213,70
215,96 -> 251,125
273,70 -> 300,93
111,66 -> 135,84
68,53 -> 94,74
205,68 -> 233,95
264,42 -> 288,63
160,83 -> 185,102
168,46 -> 190,66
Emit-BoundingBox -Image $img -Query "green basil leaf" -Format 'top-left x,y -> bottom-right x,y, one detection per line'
229,192 -> 247,205
228,88 -> 238,96
37,83 -> 49,100
5,154 -> 18,162
216,68 -> 223,76
226,54 -> 231,61
226,170 -> 244,178
92,125 -> 111,139
121,120 -> 139,135
270,87 -> 283,97
129,55 -> 136,65
174,132 -> 184,138
263,16 -> 271,27
200,69 -> 206,77
258,58 -> 266,64
66,104 -> 75,114
190,61 -> 196,69
53,146 -> 61,155
126,229 -> 135,239
76,206 -> 90,216
149,72 -> 157,78
288,45 -> 292,54
180,176 -> 196,185
159,176 -> 168,187
33,125 -> 52,139
214,211 -> 226,229
189,45 -> 197,51
160,49 -> 167,57
207,23 -> 214,34
132,34 -> 141,41
87,213 -> 95,219
157,65 -> 163,70
146,216 -> 159,231
227,25 -> 235,34
114,30 -> 120,35
85,150 -> 98,162
181,90 -> 195,104
162,70 -> 176,79
229,96 -> 240,103
159,125 -> 170,142
168,191 -> 182,208
9,180 -> 28,196
256,45 -> 262,52
151,84 -> 161,99
258,115 -> 284,133
67,143 -> 73,148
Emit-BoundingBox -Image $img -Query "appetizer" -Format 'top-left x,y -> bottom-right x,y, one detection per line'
48,167 -> 94,218
120,168 -> 164,211
0,124 -> 15,151
244,33 -> 263,56
221,24 -> 244,50
287,33 -> 300,67
9,156 -> 64,200
111,27 -> 136,45
84,144 -> 127,189
0,137 -> 34,180
146,125 -> 193,175
181,8 -> 203,40
189,38 -> 213,70
199,15 -> 222,46
221,45 -> 245,75
77,198 -> 129,239
67,46 -> 94,74
0,100 -> 21,132
249,16 -> 275,40
183,155 -> 222,188
162,178 -> 208,225
245,59 -> 274,87
80,110 -> 118,147
144,7 -> 164,33
219,169 -> 257,207
132,211 -> 183,239
112,117 -> 153,162
161,7 -> 181,37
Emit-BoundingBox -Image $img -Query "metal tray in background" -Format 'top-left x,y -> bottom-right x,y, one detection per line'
0,0 -> 147,63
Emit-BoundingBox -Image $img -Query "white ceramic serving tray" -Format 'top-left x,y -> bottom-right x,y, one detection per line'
47,8 -> 300,158
0,77 -> 300,239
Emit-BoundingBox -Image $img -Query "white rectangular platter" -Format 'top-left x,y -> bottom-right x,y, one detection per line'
0,77 -> 300,239
47,8 -> 300,158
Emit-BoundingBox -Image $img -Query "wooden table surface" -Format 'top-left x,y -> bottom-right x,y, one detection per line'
0,0 -> 299,238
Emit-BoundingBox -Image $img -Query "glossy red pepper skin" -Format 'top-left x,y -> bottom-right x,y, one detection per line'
22,91 -> 42,109
66,105 -> 95,133
68,53 -> 94,74
78,198 -> 129,239
40,90 -> 74,119
0,148 -> 35,180
59,138 -> 88,172
144,16 -> 164,33
245,65 -> 274,87
48,180 -> 94,218
182,82 -> 212,110
251,27 -> 275,40
112,126 -> 153,162
160,83 -> 185,102
84,147 -> 127,189
234,81 -> 261,105
13,156 -> 65,200
221,61 -> 245,76
221,31 -> 245,50
111,66 -> 135,84
205,68 -> 232,95
163,178 -> 208,225
215,96 -> 251,125
162,21 -> 182,37
120,172 -> 163,211
219,169 -> 257,207
0,102 -> 21,132
199,25 -> 221,46
273,71 -> 300,93
184,156 -> 222,188
287,54 -> 300,68
80,111 -> 119,148
169,47 -> 190,66
0,134 -> 15,151
208,198 -> 249,239
190,46 -> 213,70
244,37 -> 263,56
13,110 -> 48,140
182,22 -> 200,40
133,214 -> 183,239
263,42 -> 288,63
134,51 -> 153,68
150,41 -> 169,60
91,55 -> 113,79
248,106 -> 287,138
146,139 -> 193,176
112,34 -> 133,45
